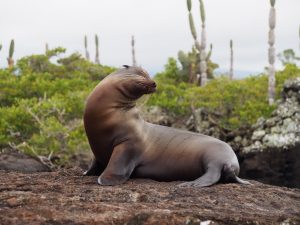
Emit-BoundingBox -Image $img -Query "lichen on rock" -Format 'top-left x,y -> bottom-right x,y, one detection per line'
243,78 -> 300,153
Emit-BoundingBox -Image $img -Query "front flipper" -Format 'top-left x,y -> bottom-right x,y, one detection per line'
98,142 -> 137,186
83,157 -> 105,176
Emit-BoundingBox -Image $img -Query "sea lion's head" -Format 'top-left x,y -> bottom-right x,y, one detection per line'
105,65 -> 156,101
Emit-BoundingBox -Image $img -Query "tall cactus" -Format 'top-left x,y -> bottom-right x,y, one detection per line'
95,34 -> 100,64
45,43 -> 49,53
229,40 -> 234,80
131,35 -> 137,66
7,39 -> 14,68
0,44 -> 2,52
199,0 -> 207,86
268,0 -> 276,105
186,0 -> 208,86
206,43 -> 212,61
84,35 -> 90,61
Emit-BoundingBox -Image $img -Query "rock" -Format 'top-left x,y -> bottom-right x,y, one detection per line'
141,106 -> 174,126
186,108 -> 223,139
270,126 -> 281,134
0,150 -> 51,173
265,117 -> 280,127
241,78 -> 300,188
263,133 -> 300,149
251,130 -> 266,141
240,144 -> 300,188
243,78 -> 300,154
234,136 -> 242,143
241,138 -> 250,147
282,77 -> 300,101
0,169 -> 299,225
252,117 -> 266,129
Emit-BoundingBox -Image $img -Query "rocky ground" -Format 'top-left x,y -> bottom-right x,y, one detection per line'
0,168 -> 299,225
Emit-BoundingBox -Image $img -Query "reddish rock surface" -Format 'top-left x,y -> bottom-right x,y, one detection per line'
0,168 -> 299,225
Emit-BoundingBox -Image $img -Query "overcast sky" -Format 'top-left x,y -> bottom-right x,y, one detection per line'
0,0 -> 299,76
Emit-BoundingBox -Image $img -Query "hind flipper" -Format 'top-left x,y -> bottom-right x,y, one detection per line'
178,166 -> 221,188
235,176 -> 252,185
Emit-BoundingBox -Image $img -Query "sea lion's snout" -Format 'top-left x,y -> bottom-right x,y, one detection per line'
147,81 -> 157,93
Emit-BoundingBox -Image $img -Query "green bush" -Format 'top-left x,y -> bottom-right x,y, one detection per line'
1,47 -> 299,166
148,64 -> 300,129
0,49 -> 115,165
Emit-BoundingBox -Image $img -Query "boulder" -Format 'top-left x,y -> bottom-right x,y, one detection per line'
241,78 -> 300,188
0,150 -> 51,173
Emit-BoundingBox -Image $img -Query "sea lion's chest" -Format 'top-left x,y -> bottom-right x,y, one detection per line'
84,108 -> 144,162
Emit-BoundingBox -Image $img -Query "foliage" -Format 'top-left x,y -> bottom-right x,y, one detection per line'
0,48 -> 115,165
157,51 -> 218,84
148,64 -> 300,129
1,46 -> 299,165
277,49 -> 300,66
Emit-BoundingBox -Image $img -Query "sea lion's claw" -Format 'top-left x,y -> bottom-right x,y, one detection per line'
83,158 -> 105,176
98,174 -> 128,186
177,182 -> 194,188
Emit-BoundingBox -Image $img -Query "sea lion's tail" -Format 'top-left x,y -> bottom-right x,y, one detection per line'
221,164 -> 251,185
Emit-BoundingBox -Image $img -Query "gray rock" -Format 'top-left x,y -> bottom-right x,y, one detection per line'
241,138 -> 250,147
0,151 -> 51,173
251,130 -> 266,141
270,126 -> 281,134
263,133 -> 300,149
252,117 -> 265,129
265,117 -> 280,127
234,136 -> 242,143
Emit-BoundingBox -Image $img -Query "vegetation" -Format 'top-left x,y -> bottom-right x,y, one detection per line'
0,49 -> 115,165
186,0 -> 211,86
229,40 -> 234,79
95,34 -> 100,64
268,0 -> 276,105
0,46 -> 299,165
148,60 -> 300,130
7,39 -> 14,68
131,35 -> 137,66
277,49 -> 300,66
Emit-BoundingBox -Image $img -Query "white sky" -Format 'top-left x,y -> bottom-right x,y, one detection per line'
0,0 -> 299,76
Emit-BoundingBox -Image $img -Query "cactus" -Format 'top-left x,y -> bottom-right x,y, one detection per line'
84,35 -> 90,61
45,43 -> 49,53
206,43 -> 212,61
268,0 -> 276,105
7,39 -> 14,68
199,0 -> 205,24
186,0 -> 209,86
0,44 -> 2,52
229,40 -> 234,80
131,36 -> 137,66
95,34 -> 100,64
299,25 -> 300,51
199,0 -> 207,86
187,0 -> 199,50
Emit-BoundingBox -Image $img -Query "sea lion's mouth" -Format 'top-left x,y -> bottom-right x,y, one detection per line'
146,81 -> 157,93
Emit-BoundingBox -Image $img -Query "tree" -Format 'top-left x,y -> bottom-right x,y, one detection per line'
277,49 -> 300,66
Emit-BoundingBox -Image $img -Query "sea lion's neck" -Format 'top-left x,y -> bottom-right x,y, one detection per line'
87,82 -> 138,112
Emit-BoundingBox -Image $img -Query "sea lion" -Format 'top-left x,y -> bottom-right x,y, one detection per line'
83,65 -> 250,187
